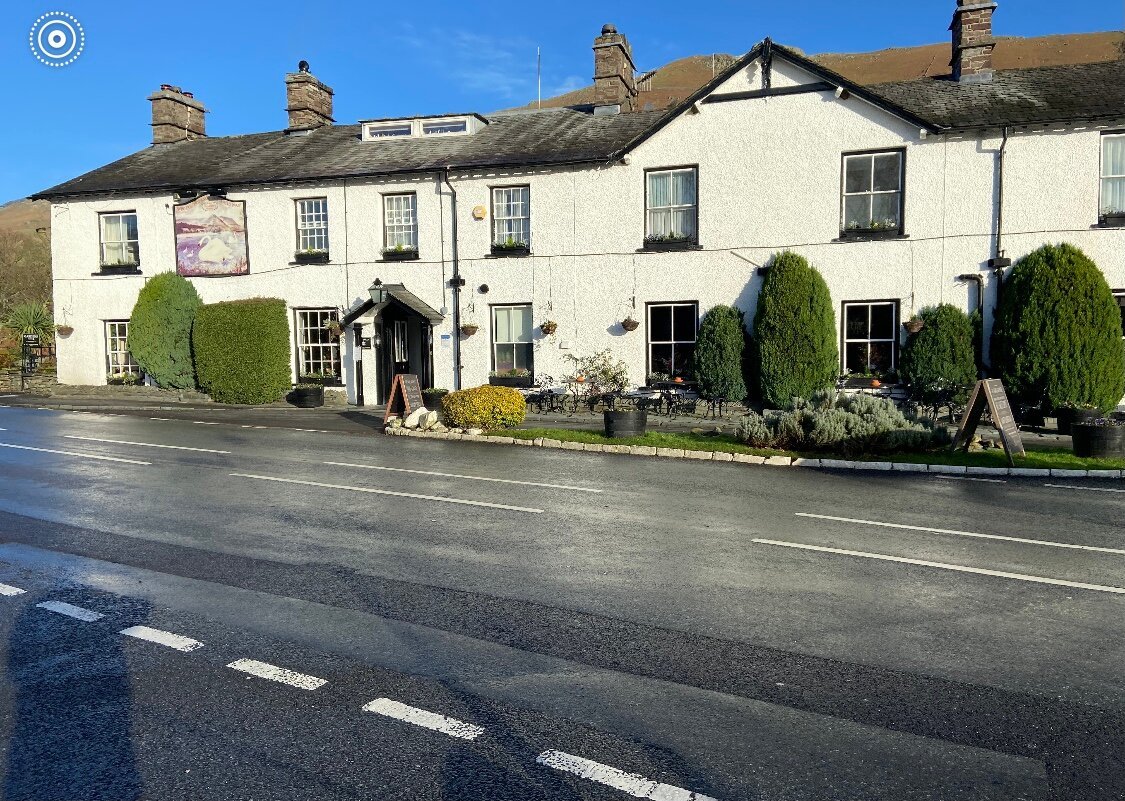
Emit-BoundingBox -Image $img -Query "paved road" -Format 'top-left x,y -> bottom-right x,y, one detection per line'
0,404 -> 1121,799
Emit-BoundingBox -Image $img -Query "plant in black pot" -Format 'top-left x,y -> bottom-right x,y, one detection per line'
1055,402 -> 1102,435
289,371 -> 332,407
1071,417 -> 1125,459
604,408 -> 647,438
422,387 -> 449,411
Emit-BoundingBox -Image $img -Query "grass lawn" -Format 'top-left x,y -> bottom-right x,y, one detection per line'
492,427 -> 1125,471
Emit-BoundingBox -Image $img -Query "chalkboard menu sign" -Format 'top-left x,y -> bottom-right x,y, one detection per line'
952,379 -> 1026,466
384,374 -> 425,422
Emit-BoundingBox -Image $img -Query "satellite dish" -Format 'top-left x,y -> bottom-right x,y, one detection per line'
298,60 -> 310,73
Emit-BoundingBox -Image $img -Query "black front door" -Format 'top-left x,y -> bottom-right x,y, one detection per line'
378,305 -> 433,403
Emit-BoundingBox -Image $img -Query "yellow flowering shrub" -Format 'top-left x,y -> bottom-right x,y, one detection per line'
442,384 -> 527,430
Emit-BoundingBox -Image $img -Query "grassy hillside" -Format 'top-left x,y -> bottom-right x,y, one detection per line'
0,199 -> 50,236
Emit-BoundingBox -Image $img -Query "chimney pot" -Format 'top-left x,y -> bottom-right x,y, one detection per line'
593,24 -> 637,112
147,86 -> 207,145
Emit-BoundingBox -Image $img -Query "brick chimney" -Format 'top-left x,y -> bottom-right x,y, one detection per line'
285,61 -> 334,131
950,1 -> 998,83
593,24 -> 637,114
147,85 -> 206,145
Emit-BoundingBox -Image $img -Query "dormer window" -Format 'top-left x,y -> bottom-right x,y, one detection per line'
367,123 -> 411,138
422,119 -> 467,135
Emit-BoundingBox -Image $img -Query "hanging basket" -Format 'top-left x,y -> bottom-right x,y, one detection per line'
903,319 -> 924,334
621,317 -> 640,332
55,325 -> 74,337
539,320 -> 558,336
460,323 -> 479,337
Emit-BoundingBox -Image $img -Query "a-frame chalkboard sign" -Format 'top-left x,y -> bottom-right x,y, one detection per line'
384,373 -> 424,422
951,379 -> 1026,466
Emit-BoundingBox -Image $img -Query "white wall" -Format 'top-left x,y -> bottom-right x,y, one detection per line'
50,51 -> 1125,399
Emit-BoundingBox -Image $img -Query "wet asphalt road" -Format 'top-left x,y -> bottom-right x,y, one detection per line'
0,404 -> 1122,800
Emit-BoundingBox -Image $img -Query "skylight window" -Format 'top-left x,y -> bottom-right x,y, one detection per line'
367,123 -> 412,138
360,115 -> 485,141
422,119 -> 468,135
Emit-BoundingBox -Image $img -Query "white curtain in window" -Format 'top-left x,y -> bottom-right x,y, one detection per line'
1102,136 -> 1125,214
647,170 -> 697,238
495,306 -> 532,343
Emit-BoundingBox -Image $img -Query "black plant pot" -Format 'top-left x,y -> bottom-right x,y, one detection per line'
1056,407 -> 1100,435
1072,422 -> 1125,458
288,387 -> 324,408
489,376 -> 533,388
422,391 -> 447,410
604,409 -> 647,438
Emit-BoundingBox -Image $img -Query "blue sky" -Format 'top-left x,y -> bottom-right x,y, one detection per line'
1,0 -> 1120,203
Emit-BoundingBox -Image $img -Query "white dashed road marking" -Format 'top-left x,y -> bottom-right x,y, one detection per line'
230,473 -> 544,514
536,750 -> 718,800
120,625 -> 204,652
63,435 -> 231,454
325,461 -> 603,493
36,601 -> 105,621
0,583 -> 26,596
362,698 -> 484,740
754,538 -> 1125,595
0,442 -> 151,465
226,658 -> 327,690
192,421 -> 222,426
795,512 -> 1125,555
1045,483 -> 1125,494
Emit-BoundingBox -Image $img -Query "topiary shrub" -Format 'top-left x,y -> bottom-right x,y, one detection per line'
442,385 -> 526,430
127,272 -> 201,389
192,298 -> 291,404
901,304 -> 977,411
753,251 -> 838,409
992,243 -> 1125,413
694,305 -> 748,402
737,391 -> 949,455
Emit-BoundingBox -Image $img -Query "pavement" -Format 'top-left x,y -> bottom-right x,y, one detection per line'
0,402 -> 1122,798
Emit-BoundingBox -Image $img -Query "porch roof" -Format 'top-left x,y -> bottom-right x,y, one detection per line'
341,284 -> 444,327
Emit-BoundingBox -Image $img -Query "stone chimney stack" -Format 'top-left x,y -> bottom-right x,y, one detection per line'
593,24 -> 637,114
950,1 -> 998,83
285,61 -> 334,131
148,85 -> 207,145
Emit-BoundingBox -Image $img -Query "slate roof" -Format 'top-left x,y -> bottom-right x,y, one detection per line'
869,60 -> 1125,130
32,106 -> 663,199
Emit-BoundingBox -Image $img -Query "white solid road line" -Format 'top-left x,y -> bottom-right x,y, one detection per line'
120,625 -> 204,652
0,442 -> 151,466
230,472 -> 544,514
325,461 -> 603,494
1045,483 -> 1125,494
795,512 -> 1125,556
933,475 -> 1006,484
63,435 -> 231,455
536,750 -> 718,801
753,538 -> 1125,595
362,698 -> 484,740
36,600 -> 106,621
227,658 -> 327,690
0,582 -> 26,596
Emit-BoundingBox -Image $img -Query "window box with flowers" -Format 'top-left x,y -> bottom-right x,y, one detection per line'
1098,211 -> 1125,228
488,368 -> 533,388
490,237 -> 530,258
642,233 -> 698,252
294,249 -> 330,264
381,245 -> 419,262
840,219 -> 904,241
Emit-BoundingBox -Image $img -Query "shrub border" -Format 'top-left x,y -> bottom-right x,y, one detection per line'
383,427 -> 1124,479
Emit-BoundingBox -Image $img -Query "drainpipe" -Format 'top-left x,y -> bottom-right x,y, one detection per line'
984,126 -> 1012,373
442,169 -> 464,390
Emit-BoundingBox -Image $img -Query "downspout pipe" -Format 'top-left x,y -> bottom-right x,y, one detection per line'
441,168 -> 463,390
983,126 -> 1012,374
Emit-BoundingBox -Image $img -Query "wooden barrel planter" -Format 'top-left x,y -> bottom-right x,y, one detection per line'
1072,422 -> 1125,459
604,409 -> 647,438
288,386 -> 324,408
1056,407 -> 1100,435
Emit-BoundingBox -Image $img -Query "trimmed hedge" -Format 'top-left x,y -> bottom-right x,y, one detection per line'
443,384 -> 526,430
901,304 -> 977,408
753,251 -> 838,409
991,243 -> 1125,413
128,272 -> 201,389
192,298 -> 292,404
694,305 -> 748,402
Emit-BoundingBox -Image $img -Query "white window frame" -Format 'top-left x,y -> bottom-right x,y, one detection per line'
366,123 -> 412,138
491,304 -> 534,373
491,186 -> 531,248
1101,133 -> 1125,218
383,193 -> 418,251
841,150 -> 904,234
105,320 -> 140,378
842,300 -> 899,374
645,167 -> 699,241
646,302 -> 698,379
392,320 -> 409,363
295,308 -> 341,382
422,119 -> 468,135
99,212 -> 139,266
295,198 -> 329,253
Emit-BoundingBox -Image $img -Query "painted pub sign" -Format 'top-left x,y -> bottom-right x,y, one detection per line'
174,195 -> 249,276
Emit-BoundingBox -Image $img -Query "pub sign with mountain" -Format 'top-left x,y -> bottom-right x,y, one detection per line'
174,195 -> 249,276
